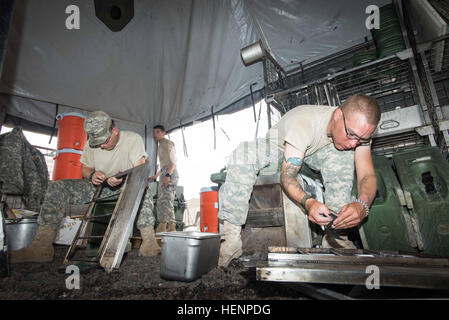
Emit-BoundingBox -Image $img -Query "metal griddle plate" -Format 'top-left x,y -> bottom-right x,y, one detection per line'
256,247 -> 449,290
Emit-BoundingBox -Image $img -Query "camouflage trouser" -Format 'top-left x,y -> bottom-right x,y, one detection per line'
218,138 -> 355,226
156,167 -> 178,224
38,179 -> 155,230
218,138 -> 281,226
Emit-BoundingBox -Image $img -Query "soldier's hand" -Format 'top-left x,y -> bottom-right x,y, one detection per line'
92,171 -> 106,185
148,175 -> 156,182
333,202 -> 366,229
307,199 -> 333,226
107,176 -> 123,187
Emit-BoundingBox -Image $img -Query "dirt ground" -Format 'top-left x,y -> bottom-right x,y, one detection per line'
0,245 -> 309,300
3,245 -> 449,301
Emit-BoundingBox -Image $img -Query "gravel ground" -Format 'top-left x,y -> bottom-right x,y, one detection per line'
0,245 -> 308,300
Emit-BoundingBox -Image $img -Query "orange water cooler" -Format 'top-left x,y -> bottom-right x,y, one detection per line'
200,187 -> 219,233
52,149 -> 84,180
52,112 -> 87,181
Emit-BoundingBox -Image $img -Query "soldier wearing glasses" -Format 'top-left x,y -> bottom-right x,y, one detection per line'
218,94 -> 380,267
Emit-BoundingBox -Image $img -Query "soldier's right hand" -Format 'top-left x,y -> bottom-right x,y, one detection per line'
307,200 -> 333,226
92,171 -> 106,185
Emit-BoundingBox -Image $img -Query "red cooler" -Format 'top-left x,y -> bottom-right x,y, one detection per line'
52,148 -> 83,181
200,187 -> 219,233
56,112 -> 87,151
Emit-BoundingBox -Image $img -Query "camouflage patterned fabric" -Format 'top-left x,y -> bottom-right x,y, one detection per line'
303,143 -> 355,212
83,111 -> 112,147
218,138 -> 281,226
136,181 -> 157,229
218,138 -> 355,226
0,127 -> 48,212
156,167 -> 178,224
38,178 -> 155,230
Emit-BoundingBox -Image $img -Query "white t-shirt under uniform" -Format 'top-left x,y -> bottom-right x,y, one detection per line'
80,130 -> 147,177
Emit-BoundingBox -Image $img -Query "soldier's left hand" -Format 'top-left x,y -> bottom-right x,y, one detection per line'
107,176 -> 123,187
332,202 -> 366,229
162,176 -> 170,188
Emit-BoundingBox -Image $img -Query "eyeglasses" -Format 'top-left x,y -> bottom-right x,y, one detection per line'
341,108 -> 371,144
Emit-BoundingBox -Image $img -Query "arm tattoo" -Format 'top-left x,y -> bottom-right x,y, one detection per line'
283,155 -> 303,167
280,160 -> 304,206
281,162 -> 300,189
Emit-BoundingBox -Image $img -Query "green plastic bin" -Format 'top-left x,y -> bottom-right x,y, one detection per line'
393,146 -> 449,257
357,156 -> 418,253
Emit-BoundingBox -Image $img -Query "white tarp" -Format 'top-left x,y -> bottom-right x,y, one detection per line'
0,0 -> 389,131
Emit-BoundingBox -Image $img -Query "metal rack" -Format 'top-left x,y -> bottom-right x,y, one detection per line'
264,45 -> 433,156
259,0 -> 445,157
262,53 -> 287,93
264,46 -> 419,111
404,0 -> 449,158
257,247 -> 449,290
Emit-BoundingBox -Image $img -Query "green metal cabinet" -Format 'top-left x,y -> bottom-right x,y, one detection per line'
358,156 -> 418,253
392,146 -> 449,257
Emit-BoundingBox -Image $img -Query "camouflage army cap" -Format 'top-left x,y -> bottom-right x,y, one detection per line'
84,111 -> 112,147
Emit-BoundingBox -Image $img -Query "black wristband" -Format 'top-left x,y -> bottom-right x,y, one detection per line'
89,171 -> 95,182
301,194 -> 313,212
165,173 -> 171,178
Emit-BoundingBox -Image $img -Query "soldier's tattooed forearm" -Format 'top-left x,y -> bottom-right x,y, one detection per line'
281,163 -> 300,188
280,161 -> 303,206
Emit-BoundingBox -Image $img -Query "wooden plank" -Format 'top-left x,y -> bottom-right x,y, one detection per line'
99,162 -> 151,272
63,185 -> 103,264
282,192 -> 312,248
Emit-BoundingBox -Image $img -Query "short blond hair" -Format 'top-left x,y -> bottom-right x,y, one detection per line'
341,94 -> 381,126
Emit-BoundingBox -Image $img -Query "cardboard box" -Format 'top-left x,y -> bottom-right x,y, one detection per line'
54,216 -> 87,246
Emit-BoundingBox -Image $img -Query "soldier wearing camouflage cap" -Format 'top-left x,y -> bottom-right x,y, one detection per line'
11,110 -> 160,263
84,110 -> 113,148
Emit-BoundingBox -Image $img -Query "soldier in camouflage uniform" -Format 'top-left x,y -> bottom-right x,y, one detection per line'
218,94 -> 381,267
149,125 -> 178,233
0,127 -> 48,212
11,111 -> 160,263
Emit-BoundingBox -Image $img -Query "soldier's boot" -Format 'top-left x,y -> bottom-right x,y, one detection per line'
167,222 -> 176,232
138,226 -> 161,257
218,221 -> 242,267
10,225 -> 56,263
155,222 -> 167,233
